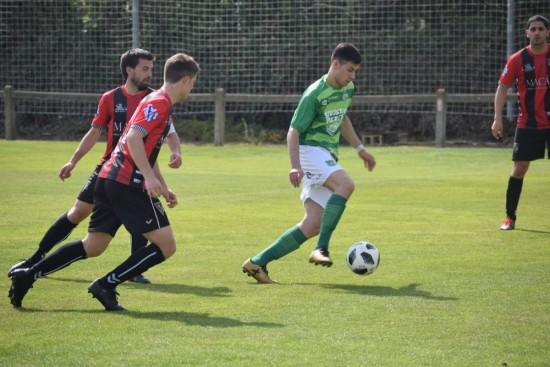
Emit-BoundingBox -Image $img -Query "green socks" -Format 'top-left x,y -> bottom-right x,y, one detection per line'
250,194 -> 347,265
315,194 -> 348,250
251,226 -> 307,266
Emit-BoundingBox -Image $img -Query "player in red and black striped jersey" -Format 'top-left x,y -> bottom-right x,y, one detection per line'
100,87 -> 175,189
492,15 -> 550,230
7,49 -> 182,284
9,53 -> 200,310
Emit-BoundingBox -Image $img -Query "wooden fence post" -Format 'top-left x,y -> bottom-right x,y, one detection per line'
4,85 -> 16,140
214,88 -> 225,146
435,88 -> 447,148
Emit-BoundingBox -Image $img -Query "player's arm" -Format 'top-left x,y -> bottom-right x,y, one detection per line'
126,127 -> 165,199
152,160 -> 168,189
491,83 -> 510,140
152,160 -> 177,208
287,127 -> 303,188
288,94 -> 317,187
58,126 -> 103,181
165,123 -> 182,169
492,54 -> 518,140
341,115 -> 375,172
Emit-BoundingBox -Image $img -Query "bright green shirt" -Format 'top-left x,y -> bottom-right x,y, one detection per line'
290,75 -> 354,160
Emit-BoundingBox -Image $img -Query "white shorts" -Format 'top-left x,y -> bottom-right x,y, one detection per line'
299,145 -> 343,208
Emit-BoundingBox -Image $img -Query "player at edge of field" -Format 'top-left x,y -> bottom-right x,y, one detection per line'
8,53 -> 200,311
7,48 -> 182,284
242,42 -> 376,283
491,15 -> 550,230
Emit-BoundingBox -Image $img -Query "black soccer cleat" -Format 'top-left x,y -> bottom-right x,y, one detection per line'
7,258 -> 34,278
87,279 -> 127,311
8,268 -> 34,308
129,274 -> 151,284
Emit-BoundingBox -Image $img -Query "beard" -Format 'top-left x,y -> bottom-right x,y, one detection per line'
133,77 -> 150,91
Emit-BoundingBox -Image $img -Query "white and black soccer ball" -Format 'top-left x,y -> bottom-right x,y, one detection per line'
346,241 -> 380,275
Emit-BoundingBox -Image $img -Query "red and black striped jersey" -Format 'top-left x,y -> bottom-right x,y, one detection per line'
92,86 -> 152,165
99,89 -> 173,189
499,43 -> 550,130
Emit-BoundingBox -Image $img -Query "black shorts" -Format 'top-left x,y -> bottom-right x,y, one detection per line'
77,164 -> 102,204
512,128 -> 550,161
89,178 -> 170,237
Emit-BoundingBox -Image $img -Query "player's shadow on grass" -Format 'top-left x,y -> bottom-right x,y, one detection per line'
47,277 -> 232,298
320,283 -> 458,301
24,308 -> 284,329
118,310 -> 285,328
126,283 -> 233,298
515,228 -> 550,235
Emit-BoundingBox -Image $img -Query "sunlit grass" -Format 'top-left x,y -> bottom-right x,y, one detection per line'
0,140 -> 548,366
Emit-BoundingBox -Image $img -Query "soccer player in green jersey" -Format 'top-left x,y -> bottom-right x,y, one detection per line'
242,42 -> 376,283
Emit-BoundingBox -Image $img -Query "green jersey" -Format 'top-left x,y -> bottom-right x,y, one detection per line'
290,75 -> 354,160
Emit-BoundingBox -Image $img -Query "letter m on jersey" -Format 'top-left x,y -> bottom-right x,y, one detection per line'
143,104 -> 158,122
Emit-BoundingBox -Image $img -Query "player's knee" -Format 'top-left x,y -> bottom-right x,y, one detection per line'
68,204 -> 93,223
67,210 -> 83,224
512,162 -> 529,178
337,179 -> 355,198
158,242 -> 176,259
83,241 -> 109,257
298,222 -> 320,238
346,180 -> 355,195
309,227 -> 320,238
163,247 -> 176,259
82,232 -> 111,257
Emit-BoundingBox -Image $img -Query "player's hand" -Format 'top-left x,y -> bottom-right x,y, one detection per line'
144,177 -> 165,199
289,168 -> 303,188
58,162 -> 75,181
359,150 -> 376,172
491,119 -> 503,140
168,153 -> 182,168
163,189 -> 178,208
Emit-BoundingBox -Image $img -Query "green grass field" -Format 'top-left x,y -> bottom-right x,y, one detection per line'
0,140 -> 549,367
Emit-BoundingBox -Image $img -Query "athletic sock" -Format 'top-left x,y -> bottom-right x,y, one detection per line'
251,226 -> 307,266
30,212 -> 77,263
315,194 -> 348,250
28,240 -> 87,281
505,176 -> 523,221
99,244 -> 165,288
130,233 -> 148,254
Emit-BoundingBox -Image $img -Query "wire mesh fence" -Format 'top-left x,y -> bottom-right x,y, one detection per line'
0,0 -> 547,141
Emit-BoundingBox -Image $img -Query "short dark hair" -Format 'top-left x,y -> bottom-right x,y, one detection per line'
120,48 -> 155,80
331,42 -> 362,65
164,53 -> 200,83
526,15 -> 549,30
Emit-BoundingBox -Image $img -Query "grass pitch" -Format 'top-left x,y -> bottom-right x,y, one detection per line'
0,140 -> 549,366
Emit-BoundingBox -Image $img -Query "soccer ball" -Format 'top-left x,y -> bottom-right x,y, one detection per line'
346,241 -> 380,275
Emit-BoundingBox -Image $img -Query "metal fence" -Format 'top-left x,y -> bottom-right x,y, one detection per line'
0,0 -> 547,142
